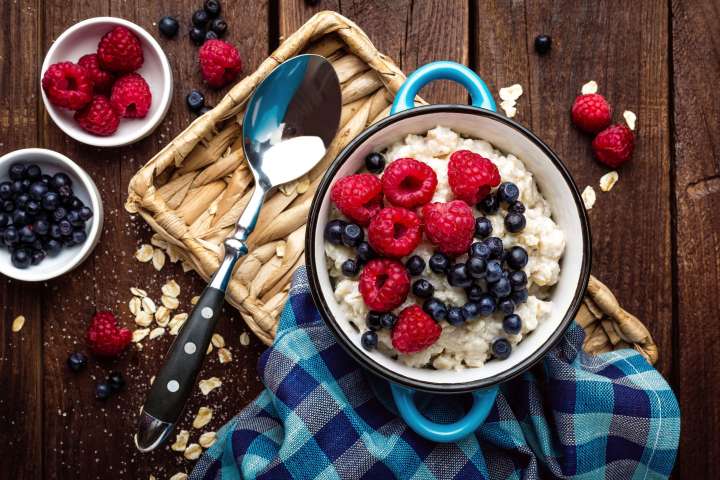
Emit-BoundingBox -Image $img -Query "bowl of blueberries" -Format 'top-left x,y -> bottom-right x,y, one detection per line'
0,148 -> 103,281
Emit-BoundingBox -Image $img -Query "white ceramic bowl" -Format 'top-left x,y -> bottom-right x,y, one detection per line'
40,17 -> 172,147
0,148 -> 103,281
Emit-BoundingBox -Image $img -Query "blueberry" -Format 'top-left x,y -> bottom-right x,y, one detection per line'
210,18 -> 227,37
8,163 -> 25,181
412,279 -> 434,299
508,201 -> 525,214
447,263 -> 472,288
41,191 -> 60,211
29,181 -> 48,201
192,9 -> 209,26
474,216 -> 492,238
466,256 -> 487,279
511,289 -> 528,305
485,259 -> 503,283
31,250 -> 45,265
66,196 -> 84,210
72,229 -> 87,245
462,302 -> 479,320
509,270 -> 527,290
204,0 -> 222,17
49,224 -> 62,239
51,172 -> 72,190
380,313 -> 397,329
25,164 -> 41,180
189,26 -> 206,45
405,255 -> 425,276
186,90 -> 205,112
45,239 -> 62,256
341,223 -> 364,247
11,180 -> 25,195
491,277 -> 512,297
361,330 -> 378,350
205,30 -> 218,41
356,241 -> 375,263
11,248 -> 31,268
534,34 -> 552,55
341,258 -> 359,276
469,241 -> 491,259
477,294 -> 496,316
2,200 -> 13,212
497,182 -> 519,204
506,246 -> 528,270
66,210 -> 83,227
108,371 -> 126,392
324,219 -> 346,245
478,193 -> 499,214
158,16 -> 179,37
26,200 -> 41,215
41,174 -> 52,184
0,182 -> 11,200
18,225 -> 35,244
447,307 -> 465,325
52,207 -> 67,222
423,297 -> 448,322
3,226 -> 18,245
465,284 -> 483,302
491,337 -> 512,360
95,382 -> 112,400
15,193 -> 29,209
67,352 -> 88,372
58,219 -> 73,236
21,178 -> 32,190
498,298 -> 515,315
503,314 -> 522,335
504,213 -> 526,233
364,152 -> 385,173
367,311 -> 382,331
485,237 -> 504,259
0,213 -> 9,228
78,206 -> 93,221
428,252 -> 450,273
57,184 -> 73,201
13,209 -> 31,226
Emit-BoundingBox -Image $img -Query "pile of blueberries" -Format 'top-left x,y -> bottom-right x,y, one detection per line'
0,163 -> 93,269
67,352 -> 126,400
158,0 -> 227,45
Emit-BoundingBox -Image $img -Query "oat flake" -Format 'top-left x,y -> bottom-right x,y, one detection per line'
162,280 -> 181,298
162,295 -> 180,310
149,327 -> 165,340
623,110 -> 637,130
141,297 -> 157,314
193,407 -> 213,429
218,347 -> 232,364
135,311 -> 153,327
171,430 -> 189,451
499,84 -> 523,101
199,377 -> 222,395
499,100 -> 517,118
199,431 -> 217,448
211,333 -> 225,348
152,249 -> 166,271
239,332 -> 250,346
134,244 -> 153,263
581,186 -> 597,210
155,306 -> 170,326
184,443 -> 202,460
599,171 -> 619,192
12,315 -> 25,332
581,80 -> 598,95
130,287 -> 147,298
132,328 -> 150,343
169,473 -> 188,480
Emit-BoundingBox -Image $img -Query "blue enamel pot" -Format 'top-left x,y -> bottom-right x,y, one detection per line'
306,61 -> 591,443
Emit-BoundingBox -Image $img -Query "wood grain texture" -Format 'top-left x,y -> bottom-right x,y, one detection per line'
672,0 -> 720,477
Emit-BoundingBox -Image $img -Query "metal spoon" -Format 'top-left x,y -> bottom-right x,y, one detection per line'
135,54 -> 341,452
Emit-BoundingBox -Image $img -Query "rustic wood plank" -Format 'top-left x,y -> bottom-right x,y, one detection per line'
671,0 -> 720,476
0,1 -> 44,479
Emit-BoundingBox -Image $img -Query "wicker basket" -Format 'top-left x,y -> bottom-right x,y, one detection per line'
125,11 -> 657,365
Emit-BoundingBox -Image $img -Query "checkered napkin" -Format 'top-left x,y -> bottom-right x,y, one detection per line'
191,267 -> 680,480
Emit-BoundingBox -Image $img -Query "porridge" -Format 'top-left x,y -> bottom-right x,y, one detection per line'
324,126 -> 565,370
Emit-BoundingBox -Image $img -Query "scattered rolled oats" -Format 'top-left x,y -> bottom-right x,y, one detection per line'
132,328 -> 150,343
218,347 -> 232,364
499,84 -> 523,101
130,287 -> 147,298
161,280 -> 181,298
129,297 -> 141,316
162,295 -> 180,310
499,100 -> 517,118
199,377 -> 222,395
169,313 -> 187,335
191,296 -> 200,305
211,333 -> 225,348
599,171 -> 619,192
581,80 -> 598,95
193,407 -> 213,429
152,248 -> 166,271
12,315 -> 26,332
134,244 -> 154,263
184,443 -> 202,460
149,327 -> 165,340
155,306 -> 170,327
171,430 -> 190,451
169,473 -> 188,480
623,110 -> 637,130
206,343 -> 213,354
141,296 -> 157,314
581,186 -> 597,210
239,332 -> 250,346
199,431 -> 217,449
135,311 -> 153,327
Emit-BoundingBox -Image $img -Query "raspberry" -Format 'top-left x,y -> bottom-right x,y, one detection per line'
571,94 -> 612,134
592,124 -> 635,168
110,73 -> 152,118
381,158 -> 437,208
97,26 -> 144,73
391,305 -> 441,354
448,150 -> 501,204
199,39 -> 242,88
86,311 -> 132,357
78,53 -> 116,94
330,173 -> 383,226
41,62 -> 93,110
74,96 -> 120,136
422,200 -> 475,256
359,259 -> 410,312
368,207 -> 422,258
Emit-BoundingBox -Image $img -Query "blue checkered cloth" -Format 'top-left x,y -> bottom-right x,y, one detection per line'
191,267 -> 679,479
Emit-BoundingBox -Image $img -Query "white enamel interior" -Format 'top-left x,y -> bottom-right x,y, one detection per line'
40,17 -> 173,147
312,111 -> 587,386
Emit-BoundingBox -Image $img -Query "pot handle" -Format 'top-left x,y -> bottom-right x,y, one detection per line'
390,383 -> 499,443
390,61 -> 496,115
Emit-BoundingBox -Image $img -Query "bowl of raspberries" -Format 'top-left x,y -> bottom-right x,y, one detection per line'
306,61 -> 591,442
40,17 -> 172,147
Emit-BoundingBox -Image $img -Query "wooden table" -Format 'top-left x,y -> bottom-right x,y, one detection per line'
0,1 -> 715,478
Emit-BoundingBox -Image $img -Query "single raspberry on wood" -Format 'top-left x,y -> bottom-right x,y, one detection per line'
591,124 -> 635,168
422,200 -> 475,256
199,39 -> 243,88
571,93 -> 612,134
359,258 -> 410,312
74,95 -> 120,136
381,157 -> 438,208
448,150 -> 501,205
110,73 -> 152,118
78,53 -> 116,94
391,305 -> 442,354
330,173 -> 383,226
41,62 -> 93,110
368,207 -> 422,258
97,26 -> 144,73
86,311 -> 132,357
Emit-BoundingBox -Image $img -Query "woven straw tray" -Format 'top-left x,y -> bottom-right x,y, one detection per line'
125,11 -> 658,364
